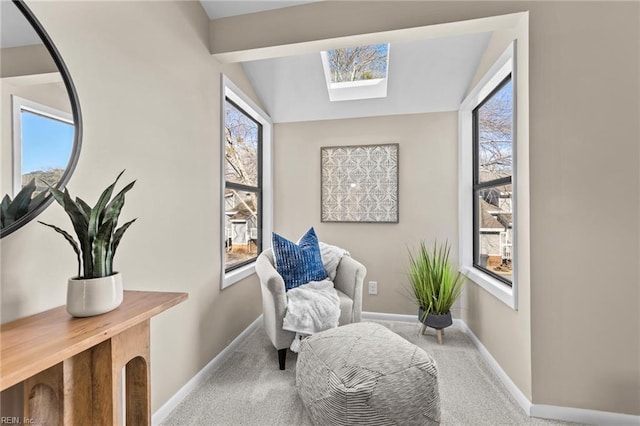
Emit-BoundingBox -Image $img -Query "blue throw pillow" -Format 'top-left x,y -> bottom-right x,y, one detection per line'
272,227 -> 328,291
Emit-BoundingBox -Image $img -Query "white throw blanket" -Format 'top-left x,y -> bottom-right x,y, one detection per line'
319,241 -> 349,281
282,280 -> 340,335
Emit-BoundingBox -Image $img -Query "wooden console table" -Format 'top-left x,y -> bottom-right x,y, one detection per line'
1,290 -> 187,425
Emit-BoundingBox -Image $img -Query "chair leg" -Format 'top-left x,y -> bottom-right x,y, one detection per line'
278,348 -> 287,370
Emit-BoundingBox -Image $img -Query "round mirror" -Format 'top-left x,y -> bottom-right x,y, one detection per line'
0,0 -> 82,238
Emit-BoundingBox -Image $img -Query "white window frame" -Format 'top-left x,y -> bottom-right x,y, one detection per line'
458,41 -> 518,309
12,95 -> 73,197
221,75 -> 273,289
319,44 -> 390,102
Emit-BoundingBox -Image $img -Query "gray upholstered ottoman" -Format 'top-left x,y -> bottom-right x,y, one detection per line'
296,322 -> 440,425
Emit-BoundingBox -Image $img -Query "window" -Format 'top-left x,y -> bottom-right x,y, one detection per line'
320,43 -> 390,102
221,76 -> 272,288
472,76 -> 513,285
12,96 -> 74,197
459,41 -> 519,309
224,98 -> 261,271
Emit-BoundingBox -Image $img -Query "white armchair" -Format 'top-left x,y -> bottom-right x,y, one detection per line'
255,248 -> 366,370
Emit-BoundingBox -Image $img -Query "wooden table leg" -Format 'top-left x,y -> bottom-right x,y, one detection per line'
63,350 -> 93,423
93,320 -> 151,425
23,321 -> 151,425
23,364 -> 62,425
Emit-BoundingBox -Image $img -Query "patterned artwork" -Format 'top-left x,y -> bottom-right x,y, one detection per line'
321,144 -> 399,223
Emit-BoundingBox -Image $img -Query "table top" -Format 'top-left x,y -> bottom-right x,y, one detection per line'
0,290 -> 188,390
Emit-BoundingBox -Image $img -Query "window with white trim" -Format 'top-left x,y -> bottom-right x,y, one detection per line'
459,41 -> 518,308
11,95 -> 73,197
221,76 -> 273,289
473,75 -> 513,285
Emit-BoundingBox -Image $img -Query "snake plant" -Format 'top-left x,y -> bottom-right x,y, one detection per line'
39,170 -> 136,279
0,179 -> 48,229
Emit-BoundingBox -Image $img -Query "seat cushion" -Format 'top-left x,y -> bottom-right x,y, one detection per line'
272,227 -> 327,290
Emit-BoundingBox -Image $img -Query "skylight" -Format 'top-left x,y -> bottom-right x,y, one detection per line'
320,43 -> 390,102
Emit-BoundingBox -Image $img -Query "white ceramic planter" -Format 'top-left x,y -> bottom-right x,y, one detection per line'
67,272 -> 124,317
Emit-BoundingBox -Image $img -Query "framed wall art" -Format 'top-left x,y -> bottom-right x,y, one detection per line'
321,143 -> 399,223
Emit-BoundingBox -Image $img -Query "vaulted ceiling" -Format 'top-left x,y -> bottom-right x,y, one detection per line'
241,33 -> 491,123
201,1 -> 492,123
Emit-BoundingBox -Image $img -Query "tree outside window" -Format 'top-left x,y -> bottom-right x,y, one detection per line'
473,76 -> 513,285
224,98 -> 262,271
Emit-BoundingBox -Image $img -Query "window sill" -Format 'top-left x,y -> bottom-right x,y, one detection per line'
461,265 -> 517,310
222,263 -> 256,289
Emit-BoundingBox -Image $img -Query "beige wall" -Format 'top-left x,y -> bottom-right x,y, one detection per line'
274,112 -> 458,316
220,0 -> 640,416
526,2 -> 639,414
1,0 -> 637,418
1,45 -> 58,78
462,22 -> 533,400
1,0 -> 262,412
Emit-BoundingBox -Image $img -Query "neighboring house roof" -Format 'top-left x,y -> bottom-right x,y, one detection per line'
226,198 -> 256,221
480,198 -> 510,229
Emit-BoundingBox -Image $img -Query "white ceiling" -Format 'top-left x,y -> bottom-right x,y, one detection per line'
1,1 -> 42,48
242,32 -> 492,123
200,1 -> 315,19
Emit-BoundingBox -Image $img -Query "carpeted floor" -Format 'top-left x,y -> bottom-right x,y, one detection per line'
161,320 -> 583,426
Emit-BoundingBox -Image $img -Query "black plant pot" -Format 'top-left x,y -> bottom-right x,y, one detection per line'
419,308 -> 453,330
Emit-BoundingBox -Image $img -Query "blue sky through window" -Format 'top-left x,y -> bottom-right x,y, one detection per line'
21,110 -> 73,174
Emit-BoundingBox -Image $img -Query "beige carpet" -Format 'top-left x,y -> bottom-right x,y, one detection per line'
162,320 -> 583,426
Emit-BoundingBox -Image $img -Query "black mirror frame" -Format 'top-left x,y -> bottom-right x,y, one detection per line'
1,0 -> 83,238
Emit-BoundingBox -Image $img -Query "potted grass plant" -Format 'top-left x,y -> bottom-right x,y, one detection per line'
39,170 -> 136,317
407,240 -> 466,342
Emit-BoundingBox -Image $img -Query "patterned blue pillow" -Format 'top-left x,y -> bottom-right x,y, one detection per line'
272,227 -> 328,291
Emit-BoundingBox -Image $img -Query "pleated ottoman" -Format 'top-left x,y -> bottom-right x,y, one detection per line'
296,322 -> 440,425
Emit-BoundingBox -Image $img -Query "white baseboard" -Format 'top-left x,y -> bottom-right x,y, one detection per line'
362,311 -> 419,323
453,318 -> 533,416
455,319 -> 640,425
151,314 -> 263,425
530,404 -> 640,426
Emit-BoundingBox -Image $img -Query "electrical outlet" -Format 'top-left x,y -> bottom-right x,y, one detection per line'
368,281 -> 378,295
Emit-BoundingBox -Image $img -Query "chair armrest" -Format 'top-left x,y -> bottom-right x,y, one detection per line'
255,250 -> 294,349
334,255 -> 366,322
256,253 -> 286,297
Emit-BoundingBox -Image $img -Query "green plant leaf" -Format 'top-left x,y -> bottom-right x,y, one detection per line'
59,188 -> 93,278
88,170 -> 125,241
1,194 -> 12,227
92,217 -> 117,278
103,180 -> 135,221
102,191 -> 127,226
42,180 -> 66,209
75,197 -> 92,220
28,189 -> 48,211
110,218 -> 136,266
39,221 -> 82,278
6,179 -> 37,223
